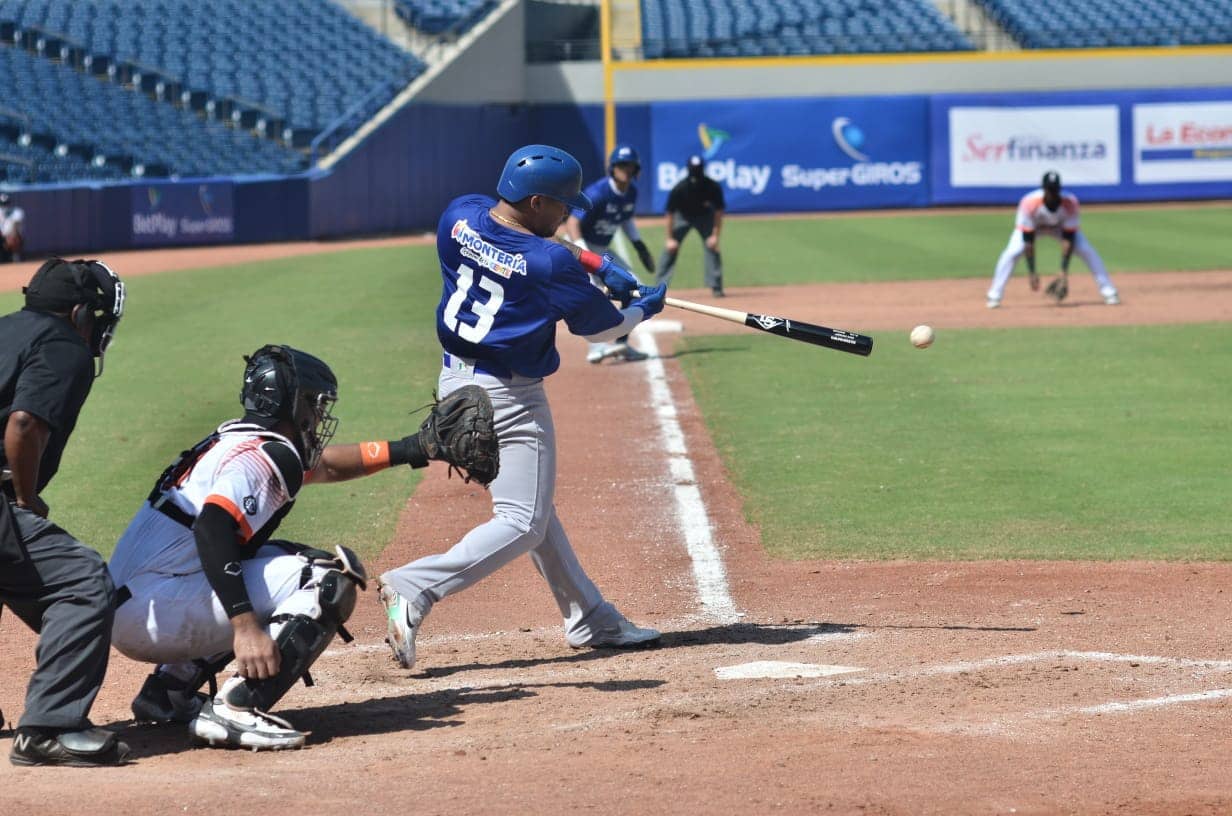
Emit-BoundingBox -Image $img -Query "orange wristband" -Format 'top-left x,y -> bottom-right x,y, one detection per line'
360,441 -> 391,474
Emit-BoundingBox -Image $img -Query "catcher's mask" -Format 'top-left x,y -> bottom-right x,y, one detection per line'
241,344 -> 339,470
23,258 -> 126,378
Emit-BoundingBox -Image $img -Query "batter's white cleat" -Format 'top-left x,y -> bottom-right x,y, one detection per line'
1101,287 -> 1121,305
377,577 -> 421,669
189,698 -> 304,751
587,343 -> 625,364
986,297 -> 1001,309
131,672 -> 207,724
574,618 -> 662,650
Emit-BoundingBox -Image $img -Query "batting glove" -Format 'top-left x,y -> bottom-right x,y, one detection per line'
632,283 -> 667,318
598,254 -> 640,299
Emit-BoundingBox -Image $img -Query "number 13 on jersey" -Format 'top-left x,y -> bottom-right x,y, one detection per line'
443,263 -> 505,343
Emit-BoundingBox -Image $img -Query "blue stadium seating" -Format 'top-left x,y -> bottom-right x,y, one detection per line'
973,0 -> 1232,48
640,0 -> 974,58
0,0 -> 426,134
394,0 -> 499,36
0,44 -> 304,181
0,132 -> 119,184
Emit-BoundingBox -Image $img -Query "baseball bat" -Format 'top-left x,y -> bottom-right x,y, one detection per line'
656,296 -> 874,357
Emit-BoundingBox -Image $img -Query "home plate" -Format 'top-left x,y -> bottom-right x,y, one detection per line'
715,661 -> 865,680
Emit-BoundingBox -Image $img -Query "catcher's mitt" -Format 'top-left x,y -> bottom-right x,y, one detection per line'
1045,275 -> 1069,303
419,385 -> 499,486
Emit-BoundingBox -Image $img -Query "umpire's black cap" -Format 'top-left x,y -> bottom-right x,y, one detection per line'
1042,171 -> 1062,192
23,259 -> 95,312
687,155 -> 705,178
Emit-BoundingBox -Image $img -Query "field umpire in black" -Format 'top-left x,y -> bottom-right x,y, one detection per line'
655,154 -> 727,297
1,258 -> 128,766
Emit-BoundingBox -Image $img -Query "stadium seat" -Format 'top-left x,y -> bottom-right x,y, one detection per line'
0,0 -> 431,181
640,0 -> 975,58
971,0 -> 1232,48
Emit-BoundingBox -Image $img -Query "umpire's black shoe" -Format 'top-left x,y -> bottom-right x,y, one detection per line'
10,727 -> 131,767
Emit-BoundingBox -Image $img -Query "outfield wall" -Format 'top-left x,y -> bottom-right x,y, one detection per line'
11,48 -> 1232,254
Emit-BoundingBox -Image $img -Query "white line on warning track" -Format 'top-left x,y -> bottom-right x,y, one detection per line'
636,328 -> 741,624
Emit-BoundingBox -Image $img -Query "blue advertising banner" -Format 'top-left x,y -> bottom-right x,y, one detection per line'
131,181 -> 234,245
649,96 -> 930,213
930,87 -> 1232,205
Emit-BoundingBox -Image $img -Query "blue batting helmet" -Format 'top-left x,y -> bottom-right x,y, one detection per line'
608,144 -> 641,171
496,144 -> 591,211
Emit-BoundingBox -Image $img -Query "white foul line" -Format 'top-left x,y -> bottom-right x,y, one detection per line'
637,329 -> 741,624
1078,688 -> 1232,715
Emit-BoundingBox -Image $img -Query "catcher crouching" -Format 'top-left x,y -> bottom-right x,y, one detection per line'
108,344 -> 497,751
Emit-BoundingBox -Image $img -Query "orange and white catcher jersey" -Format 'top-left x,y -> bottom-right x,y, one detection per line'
110,421 -> 304,584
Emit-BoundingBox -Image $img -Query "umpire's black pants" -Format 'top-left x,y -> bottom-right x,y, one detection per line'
0,502 -> 115,731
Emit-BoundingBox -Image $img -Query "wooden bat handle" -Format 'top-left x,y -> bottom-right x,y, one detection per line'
663,297 -> 746,323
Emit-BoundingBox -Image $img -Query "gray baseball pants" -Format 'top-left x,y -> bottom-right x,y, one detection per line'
0,505 -> 115,731
655,211 -> 723,290
381,364 -> 622,647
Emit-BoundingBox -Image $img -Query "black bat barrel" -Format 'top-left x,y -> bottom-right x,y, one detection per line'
744,313 -> 874,357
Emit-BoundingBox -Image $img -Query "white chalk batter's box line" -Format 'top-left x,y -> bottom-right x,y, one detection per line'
760,649 -> 1232,730
823,650 -> 1232,688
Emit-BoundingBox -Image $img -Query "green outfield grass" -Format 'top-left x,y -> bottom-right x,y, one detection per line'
634,204 -> 1232,288
0,245 -> 445,561
679,323 -> 1232,560
2,203 -> 1228,563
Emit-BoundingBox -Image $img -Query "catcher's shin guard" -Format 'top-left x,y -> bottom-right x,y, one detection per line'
223,567 -> 361,712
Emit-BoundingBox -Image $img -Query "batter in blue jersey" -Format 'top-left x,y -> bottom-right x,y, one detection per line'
565,143 -> 657,364
377,145 -> 667,668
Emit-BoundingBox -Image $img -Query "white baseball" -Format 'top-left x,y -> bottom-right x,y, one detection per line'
910,325 -> 935,349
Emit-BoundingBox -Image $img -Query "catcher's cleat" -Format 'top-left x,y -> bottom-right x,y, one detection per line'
377,576 -> 421,669
131,672 -> 207,724
189,698 -> 304,752
10,727 -> 130,767
571,618 -> 661,650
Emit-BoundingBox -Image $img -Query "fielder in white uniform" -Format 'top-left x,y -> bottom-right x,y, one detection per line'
376,144 -> 667,671
986,171 -> 1119,308
110,344 -> 452,751
0,192 -> 25,263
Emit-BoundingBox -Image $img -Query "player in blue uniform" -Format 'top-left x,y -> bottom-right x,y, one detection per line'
564,144 -> 657,364
376,144 -> 667,669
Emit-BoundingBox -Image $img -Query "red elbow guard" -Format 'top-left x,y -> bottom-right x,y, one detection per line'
579,250 -> 603,272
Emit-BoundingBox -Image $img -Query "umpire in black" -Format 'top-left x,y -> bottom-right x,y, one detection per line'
1,258 -> 128,766
655,155 -> 727,297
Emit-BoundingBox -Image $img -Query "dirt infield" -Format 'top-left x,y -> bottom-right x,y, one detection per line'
2,242 -> 1230,814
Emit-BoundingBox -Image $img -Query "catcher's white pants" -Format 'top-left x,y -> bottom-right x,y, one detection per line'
111,517 -> 330,681
380,365 -> 623,647
987,229 -> 1116,302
